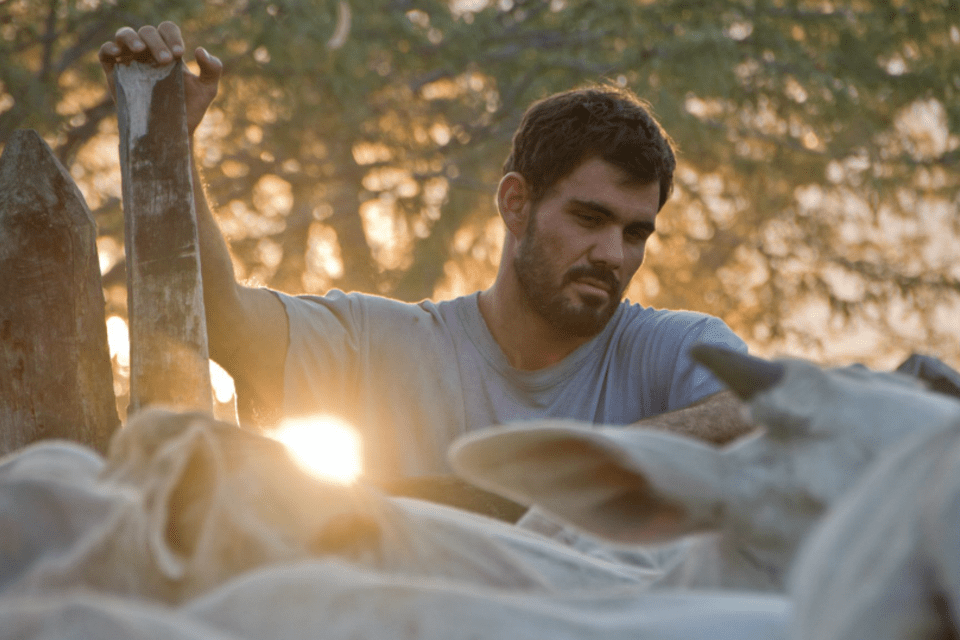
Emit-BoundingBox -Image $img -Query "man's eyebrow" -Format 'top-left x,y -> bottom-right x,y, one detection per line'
569,198 -> 616,218
569,198 -> 656,233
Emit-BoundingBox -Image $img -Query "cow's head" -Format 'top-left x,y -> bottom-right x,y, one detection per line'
450,347 -> 960,585
102,409 -> 383,599
691,345 -> 960,448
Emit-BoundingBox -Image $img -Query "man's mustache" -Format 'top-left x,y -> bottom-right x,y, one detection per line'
563,266 -> 620,295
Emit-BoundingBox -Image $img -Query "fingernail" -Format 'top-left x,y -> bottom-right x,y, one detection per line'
171,45 -> 183,56
158,51 -> 171,62
131,41 -> 145,51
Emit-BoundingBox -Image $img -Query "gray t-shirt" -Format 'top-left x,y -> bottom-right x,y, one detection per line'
277,290 -> 746,481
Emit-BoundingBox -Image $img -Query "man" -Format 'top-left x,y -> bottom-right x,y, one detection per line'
99,22 -> 752,485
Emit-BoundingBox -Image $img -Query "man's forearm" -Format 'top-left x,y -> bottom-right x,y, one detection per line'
190,148 -> 245,364
189,145 -> 289,424
632,390 -> 755,445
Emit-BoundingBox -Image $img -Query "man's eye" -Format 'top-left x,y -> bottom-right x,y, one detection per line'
576,213 -> 601,226
625,229 -> 651,243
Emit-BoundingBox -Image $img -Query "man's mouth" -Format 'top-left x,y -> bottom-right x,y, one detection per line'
565,267 -> 619,299
573,277 -> 613,296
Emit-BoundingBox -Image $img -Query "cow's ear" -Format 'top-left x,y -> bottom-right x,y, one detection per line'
450,422 -> 727,545
142,423 -> 223,580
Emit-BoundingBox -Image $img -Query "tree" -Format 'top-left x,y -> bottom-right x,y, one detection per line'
3,0 -> 959,372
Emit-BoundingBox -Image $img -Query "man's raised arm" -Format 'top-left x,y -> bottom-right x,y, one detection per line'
100,23 -> 288,418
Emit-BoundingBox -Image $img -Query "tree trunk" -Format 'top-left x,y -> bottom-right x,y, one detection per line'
0,129 -> 119,455
115,60 -> 212,415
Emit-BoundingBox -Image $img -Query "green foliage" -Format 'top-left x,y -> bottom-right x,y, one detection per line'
3,0 -> 960,366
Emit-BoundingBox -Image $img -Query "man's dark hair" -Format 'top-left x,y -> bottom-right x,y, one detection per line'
503,84 -> 677,211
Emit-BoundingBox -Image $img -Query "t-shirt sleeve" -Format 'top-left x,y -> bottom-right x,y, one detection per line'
663,313 -> 747,411
272,290 -> 467,479
274,290 -> 368,422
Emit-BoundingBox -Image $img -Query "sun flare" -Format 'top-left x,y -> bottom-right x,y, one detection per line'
271,416 -> 363,484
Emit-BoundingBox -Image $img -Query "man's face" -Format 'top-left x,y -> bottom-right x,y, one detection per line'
514,157 -> 660,337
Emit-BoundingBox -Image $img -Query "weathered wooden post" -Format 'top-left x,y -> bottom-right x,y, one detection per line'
0,130 -> 120,455
115,60 -> 212,414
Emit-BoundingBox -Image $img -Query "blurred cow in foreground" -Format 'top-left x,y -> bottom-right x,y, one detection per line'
4,409 -> 654,604
0,440 -> 110,594
452,346 -> 960,596
789,404 -> 960,639
7,347 -> 960,639
0,408 -> 788,640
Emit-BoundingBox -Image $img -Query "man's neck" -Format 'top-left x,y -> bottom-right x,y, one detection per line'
477,283 -> 595,371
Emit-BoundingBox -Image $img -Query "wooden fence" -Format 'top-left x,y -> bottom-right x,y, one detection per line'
0,60 -> 527,520
0,61 -> 211,456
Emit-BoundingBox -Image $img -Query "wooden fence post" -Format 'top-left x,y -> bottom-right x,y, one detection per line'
115,60 -> 212,414
0,129 -> 120,455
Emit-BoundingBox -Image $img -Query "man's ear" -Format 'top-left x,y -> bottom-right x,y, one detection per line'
497,172 -> 532,238
450,421 -> 728,545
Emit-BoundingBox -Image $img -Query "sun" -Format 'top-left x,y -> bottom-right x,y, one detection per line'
270,416 -> 363,484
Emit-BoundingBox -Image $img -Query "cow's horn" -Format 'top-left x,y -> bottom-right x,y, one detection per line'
690,344 -> 785,400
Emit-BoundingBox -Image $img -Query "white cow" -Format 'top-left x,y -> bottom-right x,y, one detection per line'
1,408 -> 791,640
0,593 -> 239,640
790,415 -> 960,639
0,440 -> 118,593
450,346 -> 960,591
5,409 -> 658,604
184,558 -> 788,640
0,569 -> 789,640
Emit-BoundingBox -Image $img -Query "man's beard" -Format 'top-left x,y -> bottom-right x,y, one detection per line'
514,222 -> 622,338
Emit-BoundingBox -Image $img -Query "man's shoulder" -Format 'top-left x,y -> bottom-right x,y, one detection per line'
612,301 -> 745,352
283,290 -> 483,349
615,301 -> 725,330
280,289 -> 458,319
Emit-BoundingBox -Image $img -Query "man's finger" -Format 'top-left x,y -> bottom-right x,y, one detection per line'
157,21 -> 185,58
98,41 -> 121,69
113,26 -> 146,54
98,42 -> 120,98
136,25 -> 173,64
194,47 -> 223,85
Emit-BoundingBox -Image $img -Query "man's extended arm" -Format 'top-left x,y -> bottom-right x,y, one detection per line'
190,156 -> 288,420
631,389 -> 755,445
101,23 -> 288,419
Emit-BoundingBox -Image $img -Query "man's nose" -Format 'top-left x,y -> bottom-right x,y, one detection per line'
589,227 -> 624,269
